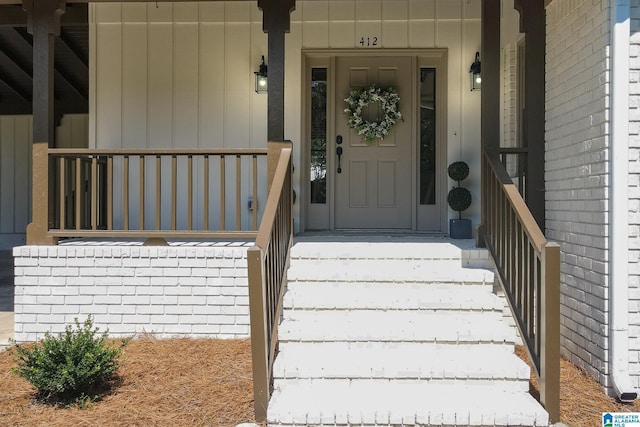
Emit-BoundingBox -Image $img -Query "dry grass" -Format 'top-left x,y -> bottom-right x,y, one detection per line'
3,338 -> 640,427
515,346 -> 640,427
0,338 -> 256,427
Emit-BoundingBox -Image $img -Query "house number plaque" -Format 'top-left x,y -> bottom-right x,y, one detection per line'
358,36 -> 379,47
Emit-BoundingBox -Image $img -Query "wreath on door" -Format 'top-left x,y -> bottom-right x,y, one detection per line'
344,85 -> 402,144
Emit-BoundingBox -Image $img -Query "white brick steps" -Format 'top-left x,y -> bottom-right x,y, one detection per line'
287,261 -> 494,285
268,383 -> 548,426
289,241 -> 476,261
273,345 -> 530,383
279,310 -> 514,343
283,283 -> 502,311
268,240 -> 548,426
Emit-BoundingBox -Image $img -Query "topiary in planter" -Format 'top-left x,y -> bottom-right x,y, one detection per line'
447,161 -> 472,239
447,161 -> 471,219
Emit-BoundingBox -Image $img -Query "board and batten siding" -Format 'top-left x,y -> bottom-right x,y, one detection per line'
0,116 -> 32,248
90,0 -> 483,230
0,114 -> 88,249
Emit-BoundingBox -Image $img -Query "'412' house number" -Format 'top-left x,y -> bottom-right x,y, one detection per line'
359,36 -> 379,47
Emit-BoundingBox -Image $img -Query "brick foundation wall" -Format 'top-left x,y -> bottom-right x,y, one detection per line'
12,243 -> 252,342
546,0 -> 610,386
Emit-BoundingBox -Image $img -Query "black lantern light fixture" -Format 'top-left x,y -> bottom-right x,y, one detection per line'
469,52 -> 481,91
255,55 -> 268,94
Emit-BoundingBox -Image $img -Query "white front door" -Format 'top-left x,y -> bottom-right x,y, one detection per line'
334,56 -> 413,229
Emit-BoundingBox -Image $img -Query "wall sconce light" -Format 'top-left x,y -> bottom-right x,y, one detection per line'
469,52 -> 481,91
255,55 -> 268,94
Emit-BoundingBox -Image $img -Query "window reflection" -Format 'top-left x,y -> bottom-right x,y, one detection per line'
420,68 -> 436,205
310,68 -> 327,204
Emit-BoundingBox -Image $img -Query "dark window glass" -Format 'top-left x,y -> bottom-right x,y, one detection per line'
310,68 -> 327,204
420,68 -> 436,205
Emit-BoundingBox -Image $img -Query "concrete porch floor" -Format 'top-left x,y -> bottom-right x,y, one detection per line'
0,250 -> 14,348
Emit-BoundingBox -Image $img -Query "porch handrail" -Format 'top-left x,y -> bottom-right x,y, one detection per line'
482,149 -> 560,423
247,142 -> 293,422
46,148 -> 268,241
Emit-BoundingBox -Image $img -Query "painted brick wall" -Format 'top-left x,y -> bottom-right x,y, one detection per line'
628,0 -> 640,387
503,43 -> 517,150
12,243 -> 251,342
546,0 -> 611,386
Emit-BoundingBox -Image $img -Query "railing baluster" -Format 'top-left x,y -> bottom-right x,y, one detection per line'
204,155 -> 210,230
220,155 -> 226,230
156,155 -> 161,230
172,155 -> 177,230
107,156 -> 113,230
139,156 -> 145,230
75,157 -> 82,230
91,157 -> 98,230
123,156 -> 129,230
188,155 -> 193,231
253,154 -> 258,231
236,155 -> 241,231
59,157 -> 66,231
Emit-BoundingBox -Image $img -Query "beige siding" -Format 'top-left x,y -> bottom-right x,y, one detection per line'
90,2 -> 266,150
56,114 -> 90,149
0,116 -> 32,247
0,115 -> 88,248
90,0 -> 483,229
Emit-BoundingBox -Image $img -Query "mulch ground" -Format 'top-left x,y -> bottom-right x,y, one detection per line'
0,338 -> 256,427
515,346 -> 640,427
1,338 -> 640,426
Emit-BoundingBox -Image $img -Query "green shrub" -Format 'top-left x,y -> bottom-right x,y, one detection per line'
11,316 -> 127,405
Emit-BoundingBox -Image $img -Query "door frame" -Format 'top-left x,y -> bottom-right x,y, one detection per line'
301,49 -> 448,233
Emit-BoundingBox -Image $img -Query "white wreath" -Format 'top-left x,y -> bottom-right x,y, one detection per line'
344,85 -> 402,144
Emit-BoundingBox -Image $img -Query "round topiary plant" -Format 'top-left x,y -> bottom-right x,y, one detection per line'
447,161 -> 471,219
447,161 -> 469,182
448,186 -> 472,214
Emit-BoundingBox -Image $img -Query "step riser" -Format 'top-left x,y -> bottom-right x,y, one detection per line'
272,346 -> 531,383
289,241 -> 490,263
268,386 -> 549,426
283,310 -> 505,321
288,272 -> 494,284
278,341 -> 516,353
273,379 -> 530,393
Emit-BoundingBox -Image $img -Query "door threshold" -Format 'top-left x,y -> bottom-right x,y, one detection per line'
297,230 -> 449,240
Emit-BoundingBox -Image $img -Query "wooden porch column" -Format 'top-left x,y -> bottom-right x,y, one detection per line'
23,0 -> 65,245
480,0 -> 500,244
257,0 -> 296,142
514,0 -> 546,230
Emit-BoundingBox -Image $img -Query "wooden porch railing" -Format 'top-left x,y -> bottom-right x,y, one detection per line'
499,146 -> 528,197
46,148 -> 267,241
482,150 -> 560,423
247,142 -> 293,423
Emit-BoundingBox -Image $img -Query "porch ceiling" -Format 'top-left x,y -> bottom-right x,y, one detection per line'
0,4 -> 88,118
